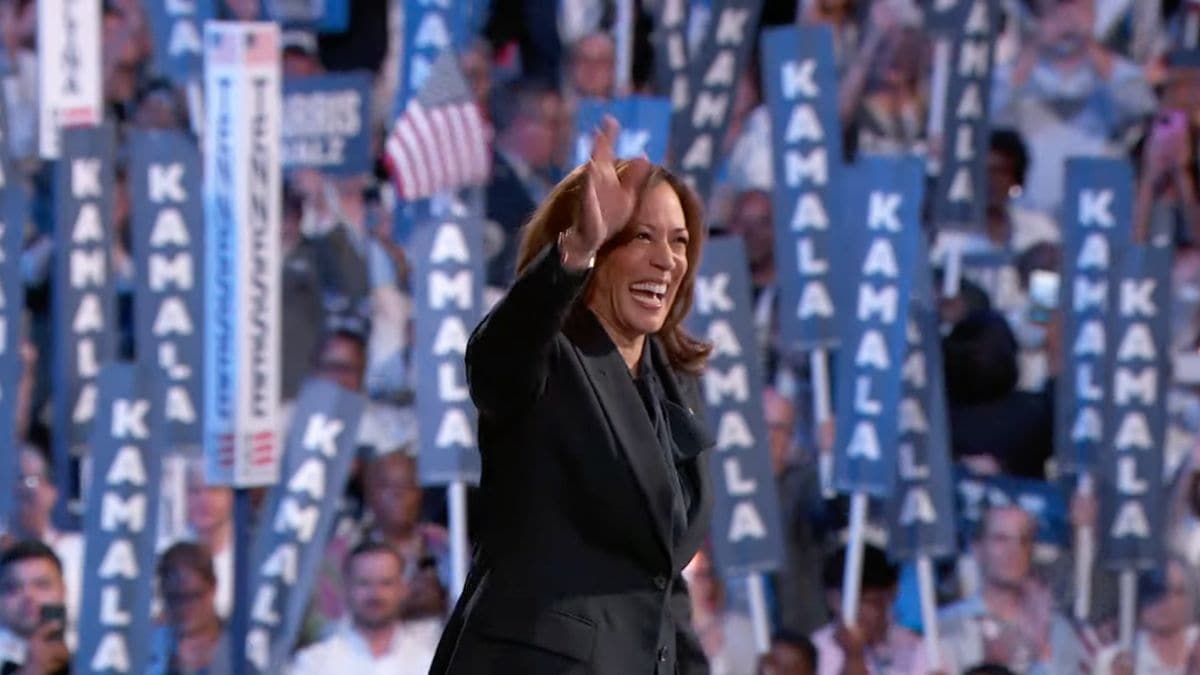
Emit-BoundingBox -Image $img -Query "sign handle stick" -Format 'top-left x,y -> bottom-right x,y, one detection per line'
746,572 -> 772,654
613,0 -> 635,96
230,488 -> 254,675
1119,568 -> 1137,650
926,39 -> 951,177
841,491 -> 868,626
448,480 -> 470,602
1073,472 -> 1094,622
916,555 -> 942,670
810,349 -> 834,498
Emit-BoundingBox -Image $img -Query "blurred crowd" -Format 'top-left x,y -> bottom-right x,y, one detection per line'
5,0 -> 1200,673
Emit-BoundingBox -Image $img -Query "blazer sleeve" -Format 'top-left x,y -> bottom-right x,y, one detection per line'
465,242 -> 590,419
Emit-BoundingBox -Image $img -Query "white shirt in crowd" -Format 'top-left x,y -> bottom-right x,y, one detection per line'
1094,626 -> 1200,675
812,622 -> 928,675
44,528 -> 82,650
288,618 -> 442,675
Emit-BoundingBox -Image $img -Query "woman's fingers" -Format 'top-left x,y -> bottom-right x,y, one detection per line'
591,115 -> 620,166
620,156 -> 654,197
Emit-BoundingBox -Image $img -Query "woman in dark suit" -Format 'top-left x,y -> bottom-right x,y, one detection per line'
430,118 -> 715,674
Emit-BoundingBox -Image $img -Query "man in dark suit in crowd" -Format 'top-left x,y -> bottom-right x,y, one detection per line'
485,78 -> 564,286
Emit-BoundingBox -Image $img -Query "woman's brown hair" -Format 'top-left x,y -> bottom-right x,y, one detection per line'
514,160 -> 712,374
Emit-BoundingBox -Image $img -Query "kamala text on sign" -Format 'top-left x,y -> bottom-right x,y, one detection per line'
399,0 -> 469,109
932,0 -> 997,228
762,24 -> 843,348
1055,159 -> 1133,474
833,156 -> 924,496
690,237 -> 785,573
413,220 -> 483,484
1101,233 -> 1171,567
244,380 -> 364,674
888,254 -> 956,559
655,0 -> 689,108
670,0 -> 764,197
53,126 -> 117,526
131,131 -> 205,445
75,366 -> 161,674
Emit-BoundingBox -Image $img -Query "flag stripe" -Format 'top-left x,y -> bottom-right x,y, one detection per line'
395,117 -> 432,198
428,108 -> 463,188
408,102 -> 449,195
443,107 -> 474,188
385,133 -> 420,201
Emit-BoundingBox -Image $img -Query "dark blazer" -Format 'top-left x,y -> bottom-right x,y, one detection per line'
430,243 -> 715,674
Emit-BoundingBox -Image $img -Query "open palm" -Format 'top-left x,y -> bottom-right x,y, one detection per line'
576,116 -> 653,253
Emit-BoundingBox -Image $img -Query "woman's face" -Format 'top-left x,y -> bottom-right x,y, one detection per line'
588,182 -> 690,341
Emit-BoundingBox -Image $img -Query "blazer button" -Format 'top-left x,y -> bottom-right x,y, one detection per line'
657,647 -> 668,662
653,575 -> 667,590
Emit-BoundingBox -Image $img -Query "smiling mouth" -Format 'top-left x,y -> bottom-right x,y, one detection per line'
630,281 -> 668,308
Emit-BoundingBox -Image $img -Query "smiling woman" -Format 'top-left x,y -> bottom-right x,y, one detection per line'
430,119 -> 716,675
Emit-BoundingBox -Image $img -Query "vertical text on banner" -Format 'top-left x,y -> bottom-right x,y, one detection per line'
688,236 -> 786,575
74,365 -> 162,675
1099,229 -> 1171,569
131,130 -> 206,447
1055,158 -> 1133,474
412,218 -> 483,485
832,155 -> 925,497
668,0 -> 764,199
202,22 -> 283,487
761,23 -> 844,349
242,380 -> 365,674
36,0 -> 103,159
145,0 -> 216,86
53,125 -> 117,527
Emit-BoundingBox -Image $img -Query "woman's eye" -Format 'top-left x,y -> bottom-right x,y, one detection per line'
636,232 -> 652,241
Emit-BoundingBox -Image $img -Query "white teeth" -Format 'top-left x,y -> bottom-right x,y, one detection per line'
631,282 -> 668,295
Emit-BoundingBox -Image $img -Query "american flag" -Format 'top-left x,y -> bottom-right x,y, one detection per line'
384,52 -> 491,201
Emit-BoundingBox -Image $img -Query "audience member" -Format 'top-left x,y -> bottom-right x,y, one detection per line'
146,542 -> 228,675
183,463 -> 234,620
683,548 -> 757,675
289,542 -> 440,674
812,544 -> 925,675
759,630 -> 818,675
0,541 -> 70,675
938,505 -> 1086,674
1093,556 -> 1199,675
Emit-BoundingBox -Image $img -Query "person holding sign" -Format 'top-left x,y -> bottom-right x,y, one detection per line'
431,117 -> 714,674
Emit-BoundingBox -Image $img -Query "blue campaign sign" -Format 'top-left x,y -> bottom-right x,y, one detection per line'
1099,231 -> 1172,570
668,0 -> 764,198
654,0 -> 690,107
411,218 -> 483,484
145,0 -> 215,85
832,155 -> 924,497
242,379 -> 365,674
0,174 -> 25,523
397,0 -> 470,112
282,72 -> 373,175
573,96 -> 672,166
1055,158 -> 1134,474
687,236 -> 786,575
954,469 -> 1071,547
931,0 -> 999,230
761,24 -> 843,349
263,0 -> 349,33
130,130 -> 205,447
53,125 -> 117,528
74,364 -> 161,675
887,247 -> 957,560
924,0 -> 974,36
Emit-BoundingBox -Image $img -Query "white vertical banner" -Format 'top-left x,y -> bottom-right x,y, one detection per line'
202,22 -> 283,487
37,0 -> 103,159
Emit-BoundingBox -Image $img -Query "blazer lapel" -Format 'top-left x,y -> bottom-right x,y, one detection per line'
648,340 -> 715,564
565,311 -> 675,563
